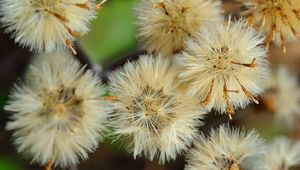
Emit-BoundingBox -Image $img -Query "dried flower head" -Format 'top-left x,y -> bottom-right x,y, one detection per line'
263,66 -> 300,129
177,19 -> 269,117
0,0 -> 98,54
264,137 -> 300,170
5,51 -> 108,168
239,0 -> 300,53
135,0 -> 221,56
108,54 -> 206,164
185,125 -> 265,170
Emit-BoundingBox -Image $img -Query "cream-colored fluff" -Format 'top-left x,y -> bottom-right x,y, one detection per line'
264,137 -> 300,170
264,66 -> 300,129
240,0 -> 300,52
185,125 -> 265,170
177,18 -> 269,116
0,0 -> 97,53
108,54 -> 206,164
5,51 -> 108,168
135,0 -> 221,57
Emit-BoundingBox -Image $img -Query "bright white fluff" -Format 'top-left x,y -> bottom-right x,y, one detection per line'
264,137 -> 300,170
5,51 -> 108,168
177,19 -> 269,116
0,0 -> 97,53
135,0 -> 221,56
108,54 -> 206,164
264,66 -> 300,129
185,125 -> 265,170
239,0 -> 300,52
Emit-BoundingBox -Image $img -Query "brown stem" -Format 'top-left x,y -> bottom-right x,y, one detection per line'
96,0 -> 107,9
202,79 -> 215,106
74,43 -> 94,70
103,95 -> 118,101
45,160 -> 53,170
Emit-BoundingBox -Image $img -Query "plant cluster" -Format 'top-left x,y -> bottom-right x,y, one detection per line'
1,0 -> 300,170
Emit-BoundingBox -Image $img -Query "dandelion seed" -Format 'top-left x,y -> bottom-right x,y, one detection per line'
0,0 -> 98,54
108,54 -> 206,164
185,125 -> 265,170
263,66 -> 300,129
5,51 -> 108,168
177,18 -> 269,116
239,0 -> 300,53
264,137 -> 300,170
135,0 -> 221,56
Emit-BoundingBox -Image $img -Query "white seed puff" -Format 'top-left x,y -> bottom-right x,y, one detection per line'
5,51 -> 108,168
185,125 -> 265,170
264,137 -> 300,170
239,0 -> 300,52
135,0 -> 221,56
177,19 -> 269,117
263,66 -> 300,129
0,0 -> 97,54
108,54 -> 206,164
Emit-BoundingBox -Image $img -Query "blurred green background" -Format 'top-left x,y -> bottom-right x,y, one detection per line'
79,0 -> 139,66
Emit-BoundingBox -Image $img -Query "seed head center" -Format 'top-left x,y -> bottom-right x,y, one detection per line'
209,47 -> 234,73
229,163 -> 241,170
129,86 -> 177,134
54,103 -> 67,119
41,87 -> 84,131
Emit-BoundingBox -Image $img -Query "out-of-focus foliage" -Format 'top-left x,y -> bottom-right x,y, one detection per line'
79,0 -> 139,65
0,157 -> 20,170
240,111 -> 288,141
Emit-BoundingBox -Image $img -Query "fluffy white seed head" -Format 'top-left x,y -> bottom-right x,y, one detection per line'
239,0 -> 300,52
185,125 -> 265,170
5,51 -> 108,168
135,0 -> 221,56
108,54 -> 206,164
177,18 -> 269,116
0,0 -> 97,54
264,137 -> 300,170
264,66 -> 300,129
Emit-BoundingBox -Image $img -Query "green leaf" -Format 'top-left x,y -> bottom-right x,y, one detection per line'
0,157 -> 21,170
79,0 -> 139,65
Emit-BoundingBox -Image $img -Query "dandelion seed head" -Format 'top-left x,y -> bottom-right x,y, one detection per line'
185,125 -> 265,170
5,51 -> 108,168
177,18 -> 269,115
264,66 -> 300,129
0,0 -> 97,53
265,137 -> 300,170
239,0 -> 300,52
135,0 -> 221,56
108,54 -> 206,164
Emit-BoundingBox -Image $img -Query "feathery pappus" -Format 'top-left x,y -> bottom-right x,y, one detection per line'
135,0 -> 221,57
5,51 -> 108,168
0,0 -> 106,54
264,137 -> 300,170
177,18 -> 269,117
239,0 -> 300,53
185,125 -> 265,170
108,54 -> 206,164
263,66 -> 300,129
